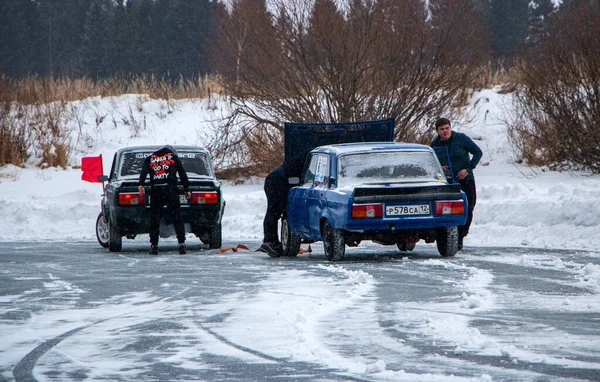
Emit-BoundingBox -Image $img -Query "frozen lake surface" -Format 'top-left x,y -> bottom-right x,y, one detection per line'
2,240 -> 599,382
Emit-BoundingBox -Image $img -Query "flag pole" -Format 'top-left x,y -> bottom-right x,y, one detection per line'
100,154 -> 105,193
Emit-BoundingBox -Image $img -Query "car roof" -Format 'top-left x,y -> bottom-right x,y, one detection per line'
312,142 -> 433,155
115,145 -> 209,155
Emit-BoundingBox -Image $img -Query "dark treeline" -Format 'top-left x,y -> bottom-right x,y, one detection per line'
0,0 -> 225,80
0,0 -> 581,80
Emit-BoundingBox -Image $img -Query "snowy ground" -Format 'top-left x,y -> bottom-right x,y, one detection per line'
1,89 -> 600,382
2,241 -> 600,381
0,88 -> 598,251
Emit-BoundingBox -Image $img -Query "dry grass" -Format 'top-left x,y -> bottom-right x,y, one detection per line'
1,74 -> 225,105
477,61 -> 521,90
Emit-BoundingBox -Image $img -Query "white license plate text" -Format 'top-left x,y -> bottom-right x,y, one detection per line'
386,204 -> 429,216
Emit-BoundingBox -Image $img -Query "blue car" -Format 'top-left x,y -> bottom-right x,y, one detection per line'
281,142 -> 468,260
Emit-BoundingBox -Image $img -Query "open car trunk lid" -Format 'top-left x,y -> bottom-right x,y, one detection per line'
284,119 -> 395,177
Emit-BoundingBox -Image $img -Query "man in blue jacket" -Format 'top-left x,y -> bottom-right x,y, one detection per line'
431,118 -> 483,250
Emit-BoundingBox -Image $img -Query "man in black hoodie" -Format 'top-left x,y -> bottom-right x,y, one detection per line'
259,164 -> 289,257
259,160 -> 303,257
138,145 -> 191,255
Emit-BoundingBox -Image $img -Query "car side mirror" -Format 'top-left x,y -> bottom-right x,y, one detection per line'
288,177 -> 300,185
98,175 -> 109,182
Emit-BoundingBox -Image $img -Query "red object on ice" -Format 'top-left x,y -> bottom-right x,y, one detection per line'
81,154 -> 104,183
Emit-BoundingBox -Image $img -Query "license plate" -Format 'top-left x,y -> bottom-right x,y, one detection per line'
386,204 -> 430,216
179,195 -> 187,203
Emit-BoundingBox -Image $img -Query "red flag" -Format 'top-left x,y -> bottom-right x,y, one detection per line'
81,154 -> 104,183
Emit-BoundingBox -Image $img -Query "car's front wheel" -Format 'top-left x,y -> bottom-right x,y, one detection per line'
96,212 -> 109,248
322,220 -> 345,261
436,226 -> 458,257
281,216 -> 300,257
108,218 -> 122,252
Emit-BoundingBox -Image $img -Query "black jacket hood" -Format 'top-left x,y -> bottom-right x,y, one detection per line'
155,145 -> 178,156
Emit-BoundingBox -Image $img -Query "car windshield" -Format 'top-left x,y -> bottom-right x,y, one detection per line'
337,150 -> 445,187
118,151 -> 212,179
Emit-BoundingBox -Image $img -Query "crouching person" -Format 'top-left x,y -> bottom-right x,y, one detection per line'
259,164 -> 290,257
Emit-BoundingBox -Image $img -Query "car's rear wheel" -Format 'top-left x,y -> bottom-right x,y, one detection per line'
281,216 -> 300,257
436,226 -> 458,257
207,223 -> 222,249
108,219 -> 122,252
322,220 -> 345,261
96,212 -> 109,248
397,241 -> 416,252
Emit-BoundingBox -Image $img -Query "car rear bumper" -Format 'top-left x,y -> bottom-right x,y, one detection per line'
112,205 -> 223,235
343,215 -> 466,232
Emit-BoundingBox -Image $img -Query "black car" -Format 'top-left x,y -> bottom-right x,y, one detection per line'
95,145 -> 225,252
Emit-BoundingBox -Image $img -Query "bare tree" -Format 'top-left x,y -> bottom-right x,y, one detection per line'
509,1 -> 600,172
212,0 -> 489,175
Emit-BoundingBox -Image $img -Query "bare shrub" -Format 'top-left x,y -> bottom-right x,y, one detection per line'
0,101 -> 70,168
0,73 -> 224,168
0,103 -> 31,167
509,2 -> 600,172
0,73 -> 73,168
0,76 -> 31,166
29,102 -> 72,168
213,0 -> 490,174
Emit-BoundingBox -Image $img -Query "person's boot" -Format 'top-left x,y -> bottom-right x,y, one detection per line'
259,241 -> 283,258
458,235 -> 464,251
149,245 -> 159,255
178,243 -> 187,255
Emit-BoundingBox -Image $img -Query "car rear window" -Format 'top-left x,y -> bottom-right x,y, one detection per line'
337,151 -> 445,187
119,151 -> 212,178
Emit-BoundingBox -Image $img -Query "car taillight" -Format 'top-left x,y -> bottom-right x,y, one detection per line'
118,192 -> 145,205
434,201 -> 465,215
191,191 -> 218,204
352,203 -> 383,218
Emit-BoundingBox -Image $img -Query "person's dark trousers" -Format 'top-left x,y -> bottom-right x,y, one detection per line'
263,166 -> 289,243
458,178 -> 477,238
149,185 -> 185,245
